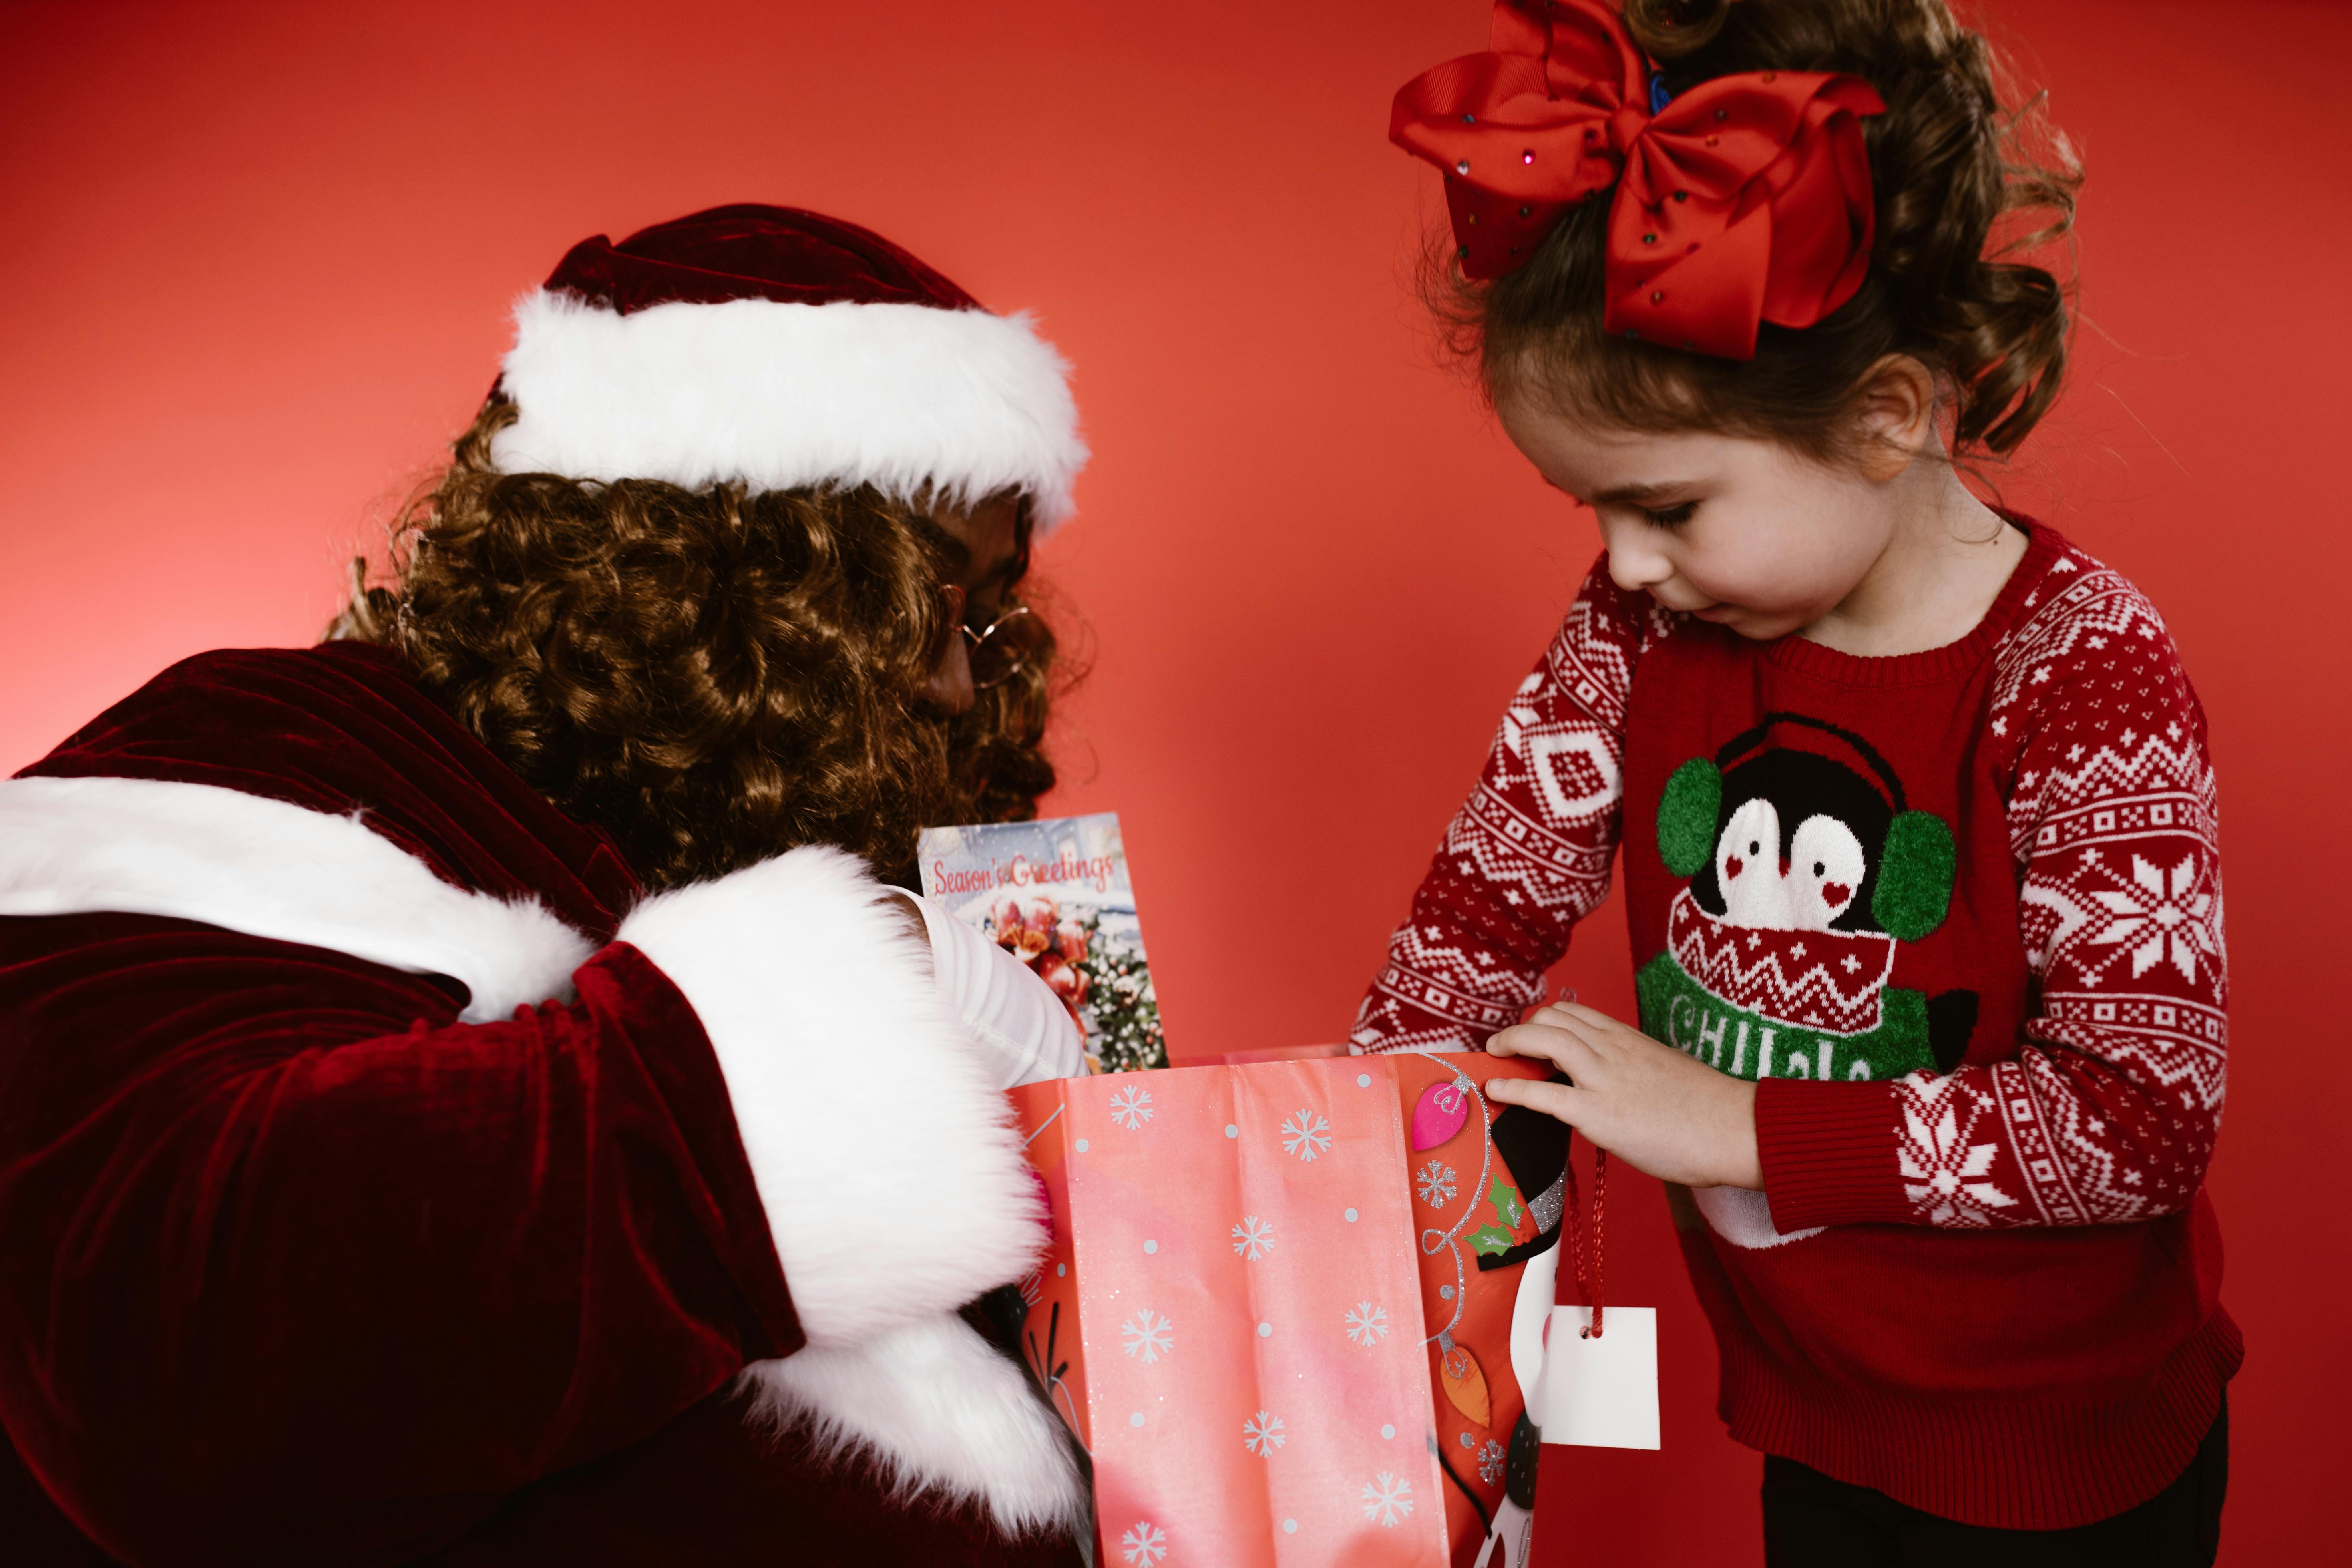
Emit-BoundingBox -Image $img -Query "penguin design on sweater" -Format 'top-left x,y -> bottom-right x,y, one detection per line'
1713,795 -> 1870,933
1636,714 -> 1979,1082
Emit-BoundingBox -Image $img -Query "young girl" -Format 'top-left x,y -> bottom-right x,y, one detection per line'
1357,2 -> 2234,1562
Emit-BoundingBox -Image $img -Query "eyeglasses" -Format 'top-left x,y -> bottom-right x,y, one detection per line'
960,605 -> 1035,691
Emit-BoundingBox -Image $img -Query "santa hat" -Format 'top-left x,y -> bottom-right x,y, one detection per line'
489,205 -> 1087,529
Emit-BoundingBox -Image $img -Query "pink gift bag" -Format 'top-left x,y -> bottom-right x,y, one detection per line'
1008,1055 -> 1552,1567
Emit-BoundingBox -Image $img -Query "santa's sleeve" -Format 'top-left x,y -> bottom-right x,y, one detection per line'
1757,564 -> 2229,1230
1349,559 -> 1655,1054
0,846 -> 1058,1567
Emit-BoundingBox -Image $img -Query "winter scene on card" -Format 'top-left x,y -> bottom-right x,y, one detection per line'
919,812 -> 1168,1071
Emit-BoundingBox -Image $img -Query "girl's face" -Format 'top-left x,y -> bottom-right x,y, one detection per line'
1496,396 -> 1902,643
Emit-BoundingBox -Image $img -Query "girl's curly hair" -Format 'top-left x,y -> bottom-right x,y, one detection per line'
329,399 -> 1063,889
1435,0 -> 2081,460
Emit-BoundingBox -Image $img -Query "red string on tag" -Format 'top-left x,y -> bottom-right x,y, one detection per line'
1562,1134 -> 1608,1339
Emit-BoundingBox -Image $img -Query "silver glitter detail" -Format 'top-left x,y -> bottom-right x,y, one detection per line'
1528,1171 -> 1566,1233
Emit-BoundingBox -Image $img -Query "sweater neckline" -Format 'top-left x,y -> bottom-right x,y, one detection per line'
1756,516 -> 2057,688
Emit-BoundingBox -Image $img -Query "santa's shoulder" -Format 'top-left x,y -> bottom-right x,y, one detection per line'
29,641 -> 428,787
18,640 -> 636,925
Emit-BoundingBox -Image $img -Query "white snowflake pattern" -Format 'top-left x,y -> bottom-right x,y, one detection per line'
1242,1410 -> 1286,1457
1121,1309 -> 1174,1364
1360,1471 -> 1415,1528
2085,852 -> 2219,984
1120,1521 -> 1168,1566
1343,1301 -> 1390,1347
1477,1439 -> 1508,1485
1231,1215 -> 1275,1261
1415,1161 -> 1457,1207
1281,1108 -> 1333,1162
1895,1073 -> 2019,1226
1108,1085 -> 1155,1131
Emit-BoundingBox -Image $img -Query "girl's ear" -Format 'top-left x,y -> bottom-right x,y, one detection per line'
1850,355 -> 1940,482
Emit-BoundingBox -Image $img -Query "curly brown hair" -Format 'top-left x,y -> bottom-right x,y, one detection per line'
1433,0 -> 2081,461
330,400 -> 1063,889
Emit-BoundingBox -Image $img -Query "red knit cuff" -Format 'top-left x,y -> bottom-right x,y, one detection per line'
1755,1077 -> 1912,1230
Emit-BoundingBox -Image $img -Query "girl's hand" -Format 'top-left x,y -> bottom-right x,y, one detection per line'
1486,1001 -> 1763,1190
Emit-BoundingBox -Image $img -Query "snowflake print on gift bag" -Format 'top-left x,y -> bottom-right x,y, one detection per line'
1242,1411 -> 1286,1457
1120,1521 -> 1168,1566
1345,1301 -> 1392,1347
1109,1084 -> 1154,1131
1122,1309 -> 1174,1365
1281,1108 -> 1332,1161
1360,1472 -> 1415,1528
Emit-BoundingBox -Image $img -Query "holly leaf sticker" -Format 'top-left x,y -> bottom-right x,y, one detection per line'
1488,1178 -> 1525,1231
1469,1225 -> 1515,1257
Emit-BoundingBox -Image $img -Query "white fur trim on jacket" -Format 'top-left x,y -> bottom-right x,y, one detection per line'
0,776 -> 592,1023
739,1314 -> 1086,1538
615,846 -> 1046,1346
491,290 -> 1088,529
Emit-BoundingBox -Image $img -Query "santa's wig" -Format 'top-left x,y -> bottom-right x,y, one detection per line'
332,206 -> 1084,883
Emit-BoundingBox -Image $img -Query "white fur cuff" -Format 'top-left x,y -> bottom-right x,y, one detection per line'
617,846 -> 1045,1346
739,1314 -> 1087,1540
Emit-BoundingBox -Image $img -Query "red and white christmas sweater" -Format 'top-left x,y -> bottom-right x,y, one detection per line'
1351,522 -> 2239,1531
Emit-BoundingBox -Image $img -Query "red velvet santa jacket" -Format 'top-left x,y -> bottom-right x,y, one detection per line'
1351,524 -> 2239,1530
0,641 -> 1085,1567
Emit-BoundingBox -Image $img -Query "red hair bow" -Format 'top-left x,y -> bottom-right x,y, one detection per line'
1390,0 -> 1885,360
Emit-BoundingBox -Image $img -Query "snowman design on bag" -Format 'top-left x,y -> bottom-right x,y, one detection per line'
1636,714 -> 1979,1084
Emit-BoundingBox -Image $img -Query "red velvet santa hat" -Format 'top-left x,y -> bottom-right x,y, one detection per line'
490,205 -> 1087,529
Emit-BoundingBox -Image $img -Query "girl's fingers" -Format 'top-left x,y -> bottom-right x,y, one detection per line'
1544,999 -> 1638,1038
1484,1023 -> 1538,1061
1483,1075 -> 1585,1127
1486,1021 -> 1598,1077
1520,1008 -> 1609,1061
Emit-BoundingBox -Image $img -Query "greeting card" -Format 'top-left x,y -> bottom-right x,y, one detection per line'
919,812 -> 1168,1072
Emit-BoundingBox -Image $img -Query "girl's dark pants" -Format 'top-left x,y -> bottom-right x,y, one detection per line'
1761,1398 -> 2228,1568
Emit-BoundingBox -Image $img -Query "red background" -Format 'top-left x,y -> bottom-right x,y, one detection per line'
2,1 -> 2342,1561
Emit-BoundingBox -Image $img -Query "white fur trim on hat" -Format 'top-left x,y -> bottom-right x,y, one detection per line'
490,289 -> 1088,529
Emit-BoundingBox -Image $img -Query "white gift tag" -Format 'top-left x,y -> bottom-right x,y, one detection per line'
1533,1305 -> 1659,1449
